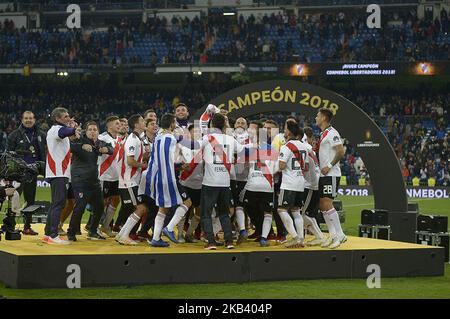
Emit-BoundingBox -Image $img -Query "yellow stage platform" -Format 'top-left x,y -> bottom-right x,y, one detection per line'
0,224 -> 445,289
0,224 -> 437,256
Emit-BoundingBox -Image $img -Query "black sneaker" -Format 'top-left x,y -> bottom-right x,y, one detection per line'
76,229 -> 82,235
87,232 -> 106,240
214,241 -> 224,247
67,233 -> 77,242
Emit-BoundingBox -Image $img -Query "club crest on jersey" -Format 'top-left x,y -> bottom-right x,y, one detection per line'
333,136 -> 340,142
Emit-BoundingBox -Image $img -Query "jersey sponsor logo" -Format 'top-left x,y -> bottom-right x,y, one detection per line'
333,136 -> 340,142
129,146 -> 135,152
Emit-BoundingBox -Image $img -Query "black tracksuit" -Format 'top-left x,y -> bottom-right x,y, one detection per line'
6,124 -> 46,229
67,136 -> 113,236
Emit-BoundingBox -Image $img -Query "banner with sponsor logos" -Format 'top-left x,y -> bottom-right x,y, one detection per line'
283,61 -> 450,77
336,186 -> 449,199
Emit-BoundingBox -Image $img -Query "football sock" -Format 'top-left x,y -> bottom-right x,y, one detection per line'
303,215 -> 324,239
327,208 -> 345,237
118,213 -> 140,238
235,207 -> 246,231
278,210 -> 298,238
261,213 -> 272,239
152,212 -> 165,241
291,210 -> 304,239
166,204 -> 189,232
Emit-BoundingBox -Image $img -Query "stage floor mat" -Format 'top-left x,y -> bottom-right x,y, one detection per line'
0,224 -> 438,256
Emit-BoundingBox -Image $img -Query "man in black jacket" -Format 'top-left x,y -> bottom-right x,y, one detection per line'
67,121 -> 113,241
7,111 -> 46,235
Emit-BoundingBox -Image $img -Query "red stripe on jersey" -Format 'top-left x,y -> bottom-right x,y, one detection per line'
315,127 -> 332,155
61,151 -> 71,175
47,149 -> 57,176
208,135 -> 231,174
99,143 -> 119,176
130,145 -> 143,178
180,149 -> 203,181
256,149 -> 273,188
285,142 -> 305,173
200,112 -> 210,121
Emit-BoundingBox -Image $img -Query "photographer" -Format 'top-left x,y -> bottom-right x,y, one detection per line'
0,186 -> 16,203
7,111 -> 46,235
67,121 -> 113,241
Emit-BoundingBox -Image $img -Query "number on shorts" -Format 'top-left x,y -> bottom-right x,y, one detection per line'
323,185 -> 333,195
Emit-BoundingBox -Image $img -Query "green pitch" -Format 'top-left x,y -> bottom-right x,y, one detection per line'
0,188 -> 449,299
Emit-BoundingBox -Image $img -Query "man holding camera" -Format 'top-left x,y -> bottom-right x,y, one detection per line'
0,187 -> 16,203
43,107 -> 80,245
7,111 -> 46,235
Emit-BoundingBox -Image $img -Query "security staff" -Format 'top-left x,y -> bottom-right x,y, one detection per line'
67,121 -> 113,241
7,111 -> 46,235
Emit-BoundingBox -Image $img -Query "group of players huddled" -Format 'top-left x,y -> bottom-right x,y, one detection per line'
41,103 -> 347,250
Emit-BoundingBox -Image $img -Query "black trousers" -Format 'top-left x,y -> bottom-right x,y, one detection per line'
200,185 -> 233,244
68,181 -> 104,236
17,175 -> 37,229
45,177 -> 69,238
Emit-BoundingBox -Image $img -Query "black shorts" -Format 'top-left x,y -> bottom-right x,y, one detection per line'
243,190 -> 274,213
184,186 -> 201,207
119,186 -> 139,207
301,188 -> 320,218
230,180 -> 246,207
137,194 -> 156,210
278,189 -> 303,210
176,181 -> 190,202
101,180 -> 119,198
319,176 -> 340,199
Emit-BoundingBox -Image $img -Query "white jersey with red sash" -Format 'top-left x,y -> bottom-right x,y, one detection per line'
45,124 -> 72,178
98,132 -> 120,182
119,132 -> 143,189
199,104 -> 220,134
316,126 -> 342,177
278,139 -> 308,192
201,133 -> 244,188
245,143 -> 278,193
179,144 -> 203,190
304,142 -> 320,190
234,129 -> 250,182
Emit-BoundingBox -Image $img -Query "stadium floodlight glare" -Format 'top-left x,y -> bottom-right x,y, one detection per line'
223,12 -> 235,16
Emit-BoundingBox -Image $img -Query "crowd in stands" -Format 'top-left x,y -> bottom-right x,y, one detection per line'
0,85 -> 447,186
0,8 -> 449,65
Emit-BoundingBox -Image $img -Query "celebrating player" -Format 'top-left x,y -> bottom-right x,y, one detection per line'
277,121 -> 309,248
315,108 -> 347,249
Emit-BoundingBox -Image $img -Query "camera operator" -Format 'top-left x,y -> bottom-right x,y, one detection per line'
0,186 -> 16,203
43,107 -> 80,245
6,111 -> 46,235
67,121 -> 113,241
